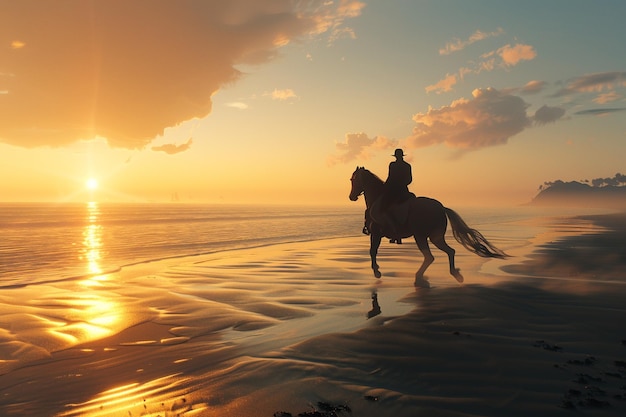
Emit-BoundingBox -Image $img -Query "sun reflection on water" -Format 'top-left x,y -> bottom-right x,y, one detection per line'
57,373 -> 209,417
47,202 -> 123,344
81,202 -> 103,276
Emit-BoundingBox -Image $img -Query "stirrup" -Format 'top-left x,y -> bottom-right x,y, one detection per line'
362,225 -> 370,235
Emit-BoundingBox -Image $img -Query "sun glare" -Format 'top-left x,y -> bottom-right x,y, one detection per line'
86,178 -> 99,190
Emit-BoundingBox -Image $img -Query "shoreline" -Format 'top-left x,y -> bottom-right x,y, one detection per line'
0,211 -> 625,416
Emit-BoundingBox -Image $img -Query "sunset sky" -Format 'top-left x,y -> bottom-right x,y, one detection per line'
1,0 -> 625,206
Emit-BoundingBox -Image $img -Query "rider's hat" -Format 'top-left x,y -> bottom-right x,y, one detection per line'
393,148 -> 405,157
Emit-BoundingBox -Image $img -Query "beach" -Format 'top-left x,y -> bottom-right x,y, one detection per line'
1,210 -> 626,416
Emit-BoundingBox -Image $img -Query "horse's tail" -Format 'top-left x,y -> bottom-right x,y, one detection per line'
445,208 -> 508,259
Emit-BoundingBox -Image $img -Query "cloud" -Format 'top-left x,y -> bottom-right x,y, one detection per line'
593,92 -> 622,104
554,72 -> 626,97
427,43 -> 537,94
574,108 -> 626,116
533,105 -> 565,125
152,138 -> 193,155
520,80 -> 547,94
226,102 -> 249,110
407,88 -> 530,150
591,173 -> 626,187
425,74 -> 457,94
439,28 -> 505,55
497,43 -> 536,66
326,0 -> 364,43
328,132 -> 397,165
270,88 -> 297,100
0,0 -> 364,149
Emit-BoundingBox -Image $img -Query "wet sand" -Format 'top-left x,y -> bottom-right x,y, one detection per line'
0,212 -> 625,416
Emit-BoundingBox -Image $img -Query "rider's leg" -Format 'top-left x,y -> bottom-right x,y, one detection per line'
362,208 -> 370,235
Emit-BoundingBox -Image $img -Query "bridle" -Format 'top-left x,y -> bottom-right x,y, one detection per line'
350,170 -> 365,200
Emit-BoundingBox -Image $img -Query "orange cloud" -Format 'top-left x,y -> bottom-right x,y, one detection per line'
497,43 -> 537,66
520,80 -> 547,94
439,28 -> 505,55
270,88 -> 297,100
425,74 -> 457,94
328,132 -> 398,165
407,88 -> 530,150
428,42 -> 537,93
593,91 -> 621,104
0,0 -> 364,149
152,138 -> 193,155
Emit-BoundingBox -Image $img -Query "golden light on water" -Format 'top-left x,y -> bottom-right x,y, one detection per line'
46,202 -> 123,343
58,374 -> 209,417
82,202 -> 102,275
48,295 -> 121,341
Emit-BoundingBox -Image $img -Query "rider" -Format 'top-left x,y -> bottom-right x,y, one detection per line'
382,148 -> 413,243
385,149 -> 412,202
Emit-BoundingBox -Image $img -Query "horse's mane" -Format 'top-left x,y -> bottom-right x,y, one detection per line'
360,167 -> 384,185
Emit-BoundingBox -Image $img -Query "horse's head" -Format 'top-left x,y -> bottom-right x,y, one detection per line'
349,166 -> 384,203
349,166 -> 366,201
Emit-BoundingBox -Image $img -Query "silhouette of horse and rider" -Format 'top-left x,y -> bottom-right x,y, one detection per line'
363,148 -> 413,244
350,149 -> 507,287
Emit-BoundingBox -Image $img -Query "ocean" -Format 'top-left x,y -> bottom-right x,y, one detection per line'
0,202 -> 604,288
0,203 -> 367,287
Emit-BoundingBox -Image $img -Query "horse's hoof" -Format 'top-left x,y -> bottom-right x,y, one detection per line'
374,270 -> 382,278
414,278 -> 430,288
452,269 -> 464,283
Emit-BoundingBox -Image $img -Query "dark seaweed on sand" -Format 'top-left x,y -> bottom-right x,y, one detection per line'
274,401 -> 351,417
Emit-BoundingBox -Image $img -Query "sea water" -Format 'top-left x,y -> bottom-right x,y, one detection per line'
0,203 -> 367,287
0,202 -> 605,288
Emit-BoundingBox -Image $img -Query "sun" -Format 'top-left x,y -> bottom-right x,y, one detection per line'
86,178 -> 99,190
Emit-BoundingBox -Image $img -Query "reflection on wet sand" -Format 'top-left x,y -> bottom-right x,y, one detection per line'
57,374 -> 209,417
50,203 -> 122,344
18,241 -> 413,416
367,291 -> 381,319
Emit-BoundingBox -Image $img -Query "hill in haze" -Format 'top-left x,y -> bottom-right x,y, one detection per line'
529,173 -> 626,208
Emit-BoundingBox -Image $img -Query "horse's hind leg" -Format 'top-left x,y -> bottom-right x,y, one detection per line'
431,233 -> 464,283
413,235 -> 434,287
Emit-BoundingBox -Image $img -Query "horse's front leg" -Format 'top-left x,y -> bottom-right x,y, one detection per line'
370,232 -> 382,278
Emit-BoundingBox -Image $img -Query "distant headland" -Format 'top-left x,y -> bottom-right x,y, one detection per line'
528,173 -> 626,208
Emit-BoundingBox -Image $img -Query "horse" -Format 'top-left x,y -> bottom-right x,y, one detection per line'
349,166 -> 508,286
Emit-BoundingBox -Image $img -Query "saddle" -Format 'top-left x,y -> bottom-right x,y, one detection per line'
370,194 -> 415,238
